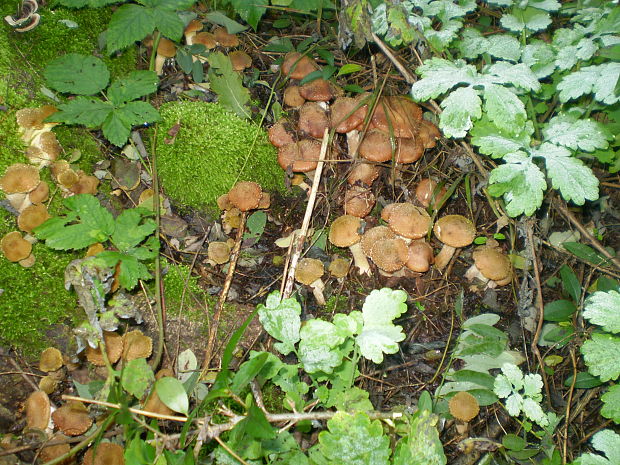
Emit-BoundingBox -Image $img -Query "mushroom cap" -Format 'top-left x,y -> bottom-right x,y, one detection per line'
19,253 -> 36,268
85,331 -> 123,366
330,96 -> 368,133
281,52 -> 319,80
28,180 -> 50,204
184,19 -> 203,38
0,163 -> 40,194
15,106 -> 57,132
52,402 -> 92,436
208,241 -> 231,265
227,181 -> 263,211
56,169 -> 79,190
223,207 -> 242,230
1,231 -> 32,262
214,26 -> 239,47
299,78 -> 337,102
70,173 -> 99,195
328,257 -> 351,278
216,193 -> 233,211
39,375 -> 59,395
122,330 -> 153,361
268,119 -> 296,147
38,434 -> 71,463
368,237 -> 409,272
449,391 -> 480,422
82,442 -> 125,465
86,243 -> 105,257
38,131 -> 62,159
295,258 -> 325,285
358,129 -> 393,162
283,85 -> 305,108
395,137 -> 424,164
419,119 -> 441,149
386,203 -> 431,239
371,96 -> 422,138
39,347 -> 63,372
472,245 -> 512,282
415,178 -> 447,208
329,215 -> 362,248
193,31 -> 216,49
157,37 -> 176,57
348,163 -> 381,186
25,390 -> 51,430
360,225 -> 396,256
433,215 -> 476,248
229,50 -> 252,71
17,203 -> 50,233
405,240 -> 434,272
278,139 -> 321,173
298,102 -> 329,139
344,185 -> 375,218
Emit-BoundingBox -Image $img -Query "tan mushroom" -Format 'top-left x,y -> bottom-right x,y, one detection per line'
383,203 -> 431,240
82,442 -> 125,465
17,203 -> 50,233
368,237 -> 409,273
39,347 -> 63,373
328,215 -> 370,275
52,401 -> 92,436
299,78 -> 337,102
85,332 -> 123,366
344,185 -> 375,218
405,240 -> 434,273
298,102 -> 329,139
347,163 -> 382,187
184,19 -> 203,45
394,137 -> 424,164
415,178 -> 447,208
24,390 -> 51,430
328,257 -> 351,279
360,225 -> 396,258
268,119 -> 296,147
227,181 -> 263,212
122,330 -> 152,361
143,368 -> 175,416
433,215 -> 476,271
229,50 -> 252,71
465,243 -> 512,287
283,85 -> 306,108
449,391 -> 479,422
281,52 -> 319,80
295,258 -> 326,305
28,180 -> 49,204
278,140 -> 321,173
155,38 -> 176,75
370,96 -> 423,138
193,32 -> 216,53
0,163 -> 40,194
214,27 -> 239,47
15,105 -> 58,144
358,129 -> 393,163
1,231 -> 32,262
70,172 -> 99,195
38,434 -> 72,464
39,375 -> 59,394
208,241 -> 231,265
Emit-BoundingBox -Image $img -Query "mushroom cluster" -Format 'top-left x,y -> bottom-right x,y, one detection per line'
216,181 -> 270,234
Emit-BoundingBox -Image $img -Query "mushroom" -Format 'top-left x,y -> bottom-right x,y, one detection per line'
295,257 -> 326,305
344,185 -> 375,218
328,257 -> 351,279
465,243 -> 512,287
281,52 -> 319,80
418,119 -> 441,149
17,203 -> 50,233
229,50 -> 252,71
298,102 -> 329,139
328,215 -> 371,275
1,231 -> 32,262
394,137 -> 424,164
370,96 -> 423,138
278,140 -> 321,173
38,434 -> 71,464
331,94 -> 369,156
28,180 -> 49,204
85,331 -> 123,366
383,203 -> 431,241
415,178 -> 447,208
122,330 -> 153,361
70,172 -> 100,195
449,391 -> 479,432
360,225 -> 396,258
208,241 -> 231,265
268,119 -> 296,147
39,376 -> 59,395
283,85 -> 306,108
213,27 -> 239,47
433,215 -> 476,271
25,390 -> 51,431
368,237 -> 409,274
299,78 -> 338,102
82,442 -> 125,465
143,368 -> 175,416
227,181 -> 263,212
52,401 -> 92,436
405,240 -> 434,272
184,19 -> 203,45
15,105 -> 58,145
0,163 -> 40,195
193,32 -> 217,55
358,129 -> 393,163
39,347 -> 63,373
155,38 -> 176,75
347,163 -> 382,187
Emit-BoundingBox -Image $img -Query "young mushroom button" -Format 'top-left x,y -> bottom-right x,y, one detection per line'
466,244 -> 512,287
328,215 -> 371,275
295,258 -> 326,305
433,214 -> 476,271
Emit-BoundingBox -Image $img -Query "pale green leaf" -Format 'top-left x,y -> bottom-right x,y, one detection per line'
557,63 -> 620,104
505,392 -> 523,416
493,374 -> 513,398
577,430 -> 620,465
555,37 -> 598,71
543,115 -> 611,152
600,385 -> 620,423
231,0 -> 268,31
487,34 -> 522,62
536,142 -> 599,205
522,373 -> 543,399
50,98 -> 113,128
500,363 -> 524,389
410,58 -> 480,100
156,376 -> 189,415
581,333 -> 620,382
207,52 -> 251,118
488,152 -> 546,216
44,53 -> 109,95
439,86 -> 482,138
107,71 -> 159,104
357,326 -> 406,364
483,84 -> 527,133
393,410 -> 447,465
501,7 -> 552,33
457,28 -> 488,59
317,412 -> 391,465
299,320 -> 345,373
521,41 -> 556,78
522,397 -> 549,426
121,358 -> 155,399
583,290 -> 620,334
486,62 -> 540,91
470,118 -> 532,158
257,291 -> 301,356
107,4 -> 155,54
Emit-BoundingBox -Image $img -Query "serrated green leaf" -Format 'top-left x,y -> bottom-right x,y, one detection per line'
411,58 -> 480,100
203,11 -> 248,34
107,71 -> 159,104
44,53 -> 109,95
555,37 -> 598,71
582,333 -> 620,382
600,385 -> 620,423
439,86 -> 482,138
544,299 -> 577,321
483,84 -> 527,133
488,152 -> 546,217
111,208 -> 156,252
522,397 -> 548,426
457,28 -> 488,59
521,41 -> 556,78
95,251 -> 152,290
583,290 -> 620,334
102,110 -> 132,147
535,142 -> 599,205
486,62 -> 540,92
107,4 -> 155,54
257,291 -> 301,356
470,118 -> 532,158
50,97 -> 113,127
543,115 -> 611,152
318,412 -> 391,465
121,358 -> 155,399
487,35 -> 522,62
151,8 -> 185,42
557,63 -> 620,104
578,429 -> 620,465
299,320 -> 345,373
501,7 -> 552,33
230,0 -> 268,30
156,377 -> 189,415
393,410 -> 446,465
207,52 -> 251,118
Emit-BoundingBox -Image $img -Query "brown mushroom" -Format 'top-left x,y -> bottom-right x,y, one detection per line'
122,330 -> 152,361
433,215 -> 476,271
82,442 -> 125,465
52,401 -> 92,436
418,119 -> 441,149
184,19 -> 203,45
283,85 -> 306,108
28,180 -> 49,204
347,163 -> 382,187
344,185 -> 375,218
405,240 -> 434,272
466,244 -> 512,287
299,78 -> 337,102
70,172 -> 100,195
24,390 -> 51,430
1,231 -> 32,262
193,32 -> 216,52
394,137 -> 424,164
229,50 -> 252,71
368,237 -> 409,273
360,225 -> 396,258
155,38 -> 176,75
0,163 -> 40,194
328,257 -> 351,279
85,332 -> 123,366
214,27 -> 239,47
227,181 -> 263,211
298,102 -> 329,139
268,119 -> 296,147
40,347 -> 63,373
370,96 -> 423,138
17,203 -> 50,233
415,178 -> 447,208
38,434 -> 72,464
384,203 -> 431,240
295,258 -> 326,305
328,215 -> 370,275
208,241 -> 231,265
449,391 -> 480,422
358,129 -> 393,163
281,52 -> 319,80
278,139 -> 321,173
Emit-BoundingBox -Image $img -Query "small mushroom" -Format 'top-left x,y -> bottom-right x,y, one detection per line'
52,401 -> 92,436
449,391 -> 479,423
283,85 -> 306,108
433,215 -> 476,271
229,50 -> 252,71
24,390 -> 51,431
268,119 -> 296,147
82,442 -> 125,465
213,27 -> 239,47
415,178 -> 447,208
70,172 -> 99,195
193,32 -> 217,53
328,215 -> 370,275
298,102 -> 329,139
465,244 -> 512,287
405,240 -> 434,273
344,185 -> 375,218
328,257 -> 351,279
295,258 -> 326,305
184,19 -> 203,45
278,140 -> 321,173
0,163 -> 40,194
17,203 -> 50,233
358,129 -> 393,163
360,226 -> 396,258
227,181 -> 263,212
281,52 -> 319,80
155,38 -> 176,75
39,376 -> 59,395
347,163 -> 382,187
85,331 -> 123,366
1,231 -> 32,262
28,180 -> 49,204
368,237 -> 409,274
122,330 -> 152,361
39,347 -> 63,373
208,241 -> 231,265
299,78 -> 338,102
38,434 -> 71,464
383,203 -> 431,240
370,96 -> 422,138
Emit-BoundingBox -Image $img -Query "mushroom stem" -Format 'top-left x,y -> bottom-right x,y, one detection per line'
154,54 -> 166,76
346,130 -> 361,158
310,278 -> 326,306
464,263 -> 489,284
434,244 -> 455,271
349,242 -> 371,276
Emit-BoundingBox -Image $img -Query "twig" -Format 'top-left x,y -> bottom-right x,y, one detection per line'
61,395 -> 190,422
371,33 -> 415,83
281,128 -> 330,300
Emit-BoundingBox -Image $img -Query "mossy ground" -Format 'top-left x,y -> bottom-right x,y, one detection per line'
155,101 -> 286,214
0,5 -> 136,354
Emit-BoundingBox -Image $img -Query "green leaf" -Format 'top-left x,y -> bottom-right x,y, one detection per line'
107,71 -> 159,104
393,410 -> 446,465
601,385 -> 620,424
470,118 -> 532,158
50,97 -> 113,128
111,208 -> 157,252
203,11 -> 248,34
121,358 -> 155,399
257,291 -> 301,356
562,242 -> 608,266
501,7 -> 552,33
521,41 -> 556,78
34,194 -> 115,250
450,370 -> 496,390
107,4 -> 155,54
543,115 -> 611,152
486,62 -> 540,92
95,251 -> 152,290
117,101 -> 161,126
356,288 -> 408,363
318,412 -> 391,465
559,264 -> 581,303
583,290 -> 620,334
411,58 -> 480,100
102,111 -> 132,148
577,429 -> 620,465
230,0 -> 268,30
156,376 -> 189,415
483,84 -> 527,134
543,300 -> 577,322
207,52 -> 251,119
503,434 -> 527,451
557,63 -> 620,105
564,372 -> 603,389
338,64 -> 362,76
151,8 -> 185,42
299,320 -> 345,373
243,403 -> 276,439
230,352 -> 269,394
488,152 -> 546,217
44,53 -> 109,95
439,86 -> 482,138
581,333 -> 620,382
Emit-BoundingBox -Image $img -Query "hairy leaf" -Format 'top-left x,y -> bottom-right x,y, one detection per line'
557,63 -> 620,104
583,290 -> 620,334
470,118 -> 532,158
581,333 -> 620,382
111,208 -> 156,252
411,58 -> 480,100
521,41 -> 556,78
576,429 -> 620,465
121,358 -> 155,399
439,86 -> 482,138
95,251 -> 152,290
257,291 -> 301,356
501,7 -> 552,33
600,385 -> 620,424
543,115 -> 611,152
299,320 -> 345,373
107,71 -> 159,104
106,4 -> 155,54
44,53 -> 109,95
483,84 -> 527,133
393,410 -> 447,465
207,52 -> 251,118
49,98 -> 113,128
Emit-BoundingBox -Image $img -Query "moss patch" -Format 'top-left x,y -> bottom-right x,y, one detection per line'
155,101 -> 286,213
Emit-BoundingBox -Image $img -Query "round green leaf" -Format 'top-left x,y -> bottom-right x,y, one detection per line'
155,377 -> 189,415
563,372 -> 603,389
502,433 -> 526,451
543,299 -> 577,321
44,53 -> 110,95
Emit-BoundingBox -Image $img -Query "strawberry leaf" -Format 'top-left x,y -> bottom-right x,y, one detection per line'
44,53 -> 109,95
49,97 -> 113,127
107,71 -> 159,104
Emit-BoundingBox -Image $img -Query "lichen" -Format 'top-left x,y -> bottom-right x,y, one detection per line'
155,101 -> 286,213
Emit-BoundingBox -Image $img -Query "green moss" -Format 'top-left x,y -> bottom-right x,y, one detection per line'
163,263 -> 212,318
155,101 -> 286,213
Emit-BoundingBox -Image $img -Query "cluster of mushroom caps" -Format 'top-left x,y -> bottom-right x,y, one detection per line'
154,21 -> 252,75
0,106 -> 99,267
